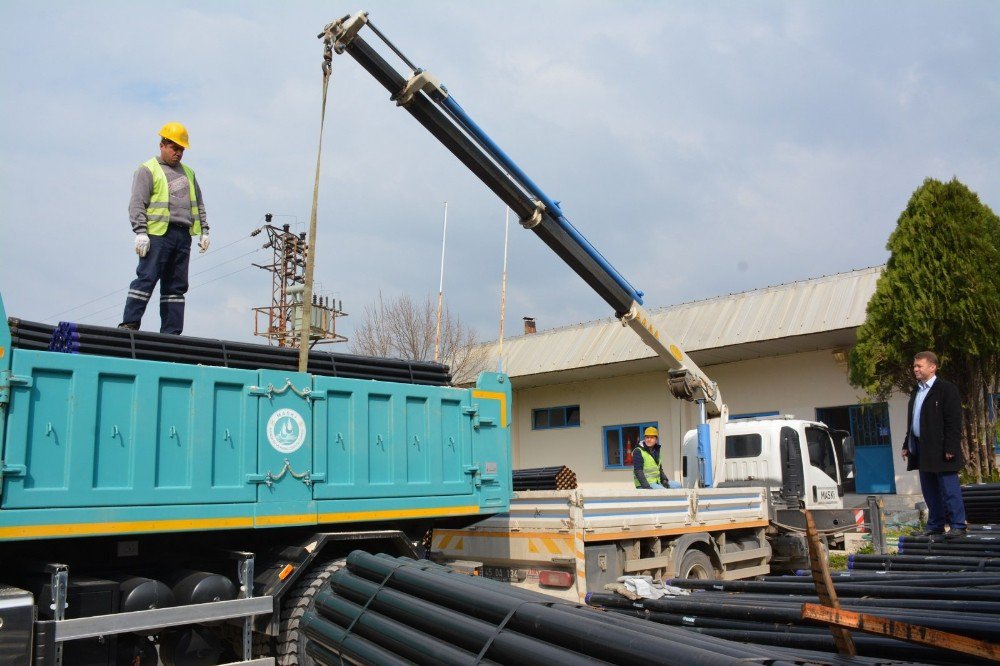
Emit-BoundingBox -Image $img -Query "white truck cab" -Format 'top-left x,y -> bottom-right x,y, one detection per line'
683,416 -> 853,511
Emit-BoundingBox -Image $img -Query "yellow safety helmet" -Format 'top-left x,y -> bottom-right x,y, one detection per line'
158,122 -> 190,149
644,426 -> 659,437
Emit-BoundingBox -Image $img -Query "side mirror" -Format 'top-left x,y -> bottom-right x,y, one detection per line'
841,435 -> 856,465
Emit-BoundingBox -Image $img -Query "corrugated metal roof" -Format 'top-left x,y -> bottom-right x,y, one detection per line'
490,266 -> 882,380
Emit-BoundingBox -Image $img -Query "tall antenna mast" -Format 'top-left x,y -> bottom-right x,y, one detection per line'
434,201 -> 448,363
497,206 -> 510,372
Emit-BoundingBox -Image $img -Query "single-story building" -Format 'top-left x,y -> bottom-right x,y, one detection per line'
481,266 -> 920,496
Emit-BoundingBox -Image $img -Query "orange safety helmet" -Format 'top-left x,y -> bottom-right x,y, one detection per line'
159,122 -> 190,149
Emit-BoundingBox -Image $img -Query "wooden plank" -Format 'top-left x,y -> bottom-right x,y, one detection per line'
803,509 -> 857,656
801,603 -> 1000,661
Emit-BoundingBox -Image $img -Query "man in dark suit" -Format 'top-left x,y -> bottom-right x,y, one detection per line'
901,351 -> 967,538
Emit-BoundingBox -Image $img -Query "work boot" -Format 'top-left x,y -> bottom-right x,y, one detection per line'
921,529 -> 944,540
945,528 -> 967,539
118,322 -> 139,331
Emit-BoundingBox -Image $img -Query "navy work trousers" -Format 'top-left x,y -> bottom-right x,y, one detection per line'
919,469 -> 967,532
122,224 -> 191,334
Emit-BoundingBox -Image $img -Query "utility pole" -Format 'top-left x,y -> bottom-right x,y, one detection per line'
252,215 -> 347,348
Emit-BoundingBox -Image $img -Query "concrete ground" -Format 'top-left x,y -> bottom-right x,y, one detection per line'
842,492 -> 922,512
840,493 -> 925,554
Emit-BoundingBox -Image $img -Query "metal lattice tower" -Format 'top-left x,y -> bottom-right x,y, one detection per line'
251,214 -> 347,347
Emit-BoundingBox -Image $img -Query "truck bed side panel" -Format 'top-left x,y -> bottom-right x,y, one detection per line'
2,350 -> 258,509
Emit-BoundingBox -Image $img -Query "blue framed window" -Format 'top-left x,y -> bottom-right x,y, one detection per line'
603,421 -> 658,469
532,405 -> 580,430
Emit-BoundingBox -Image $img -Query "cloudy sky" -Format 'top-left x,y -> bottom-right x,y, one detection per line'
1,1 -> 997,350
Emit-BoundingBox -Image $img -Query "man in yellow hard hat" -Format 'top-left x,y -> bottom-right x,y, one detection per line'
120,122 -> 210,334
633,426 -> 675,489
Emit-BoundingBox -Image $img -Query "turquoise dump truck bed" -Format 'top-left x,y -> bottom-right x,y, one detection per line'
0,299 -> 511,541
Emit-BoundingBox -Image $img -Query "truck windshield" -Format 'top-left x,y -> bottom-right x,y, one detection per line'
805,427 -> 838,481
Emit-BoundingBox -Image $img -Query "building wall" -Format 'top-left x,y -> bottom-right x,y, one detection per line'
512,372 -> 684,488
511,348 -> 918,494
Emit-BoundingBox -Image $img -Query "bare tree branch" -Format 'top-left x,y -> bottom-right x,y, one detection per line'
350,292 -> 489,385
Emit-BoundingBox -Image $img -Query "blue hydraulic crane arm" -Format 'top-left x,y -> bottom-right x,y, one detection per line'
320,13 -> 725,422
319,13 -> 640,317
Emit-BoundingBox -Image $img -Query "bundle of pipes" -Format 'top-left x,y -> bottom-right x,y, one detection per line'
849,552 -> 1000,573
512,466 -> 578,491
588,570 -> 1000,664
6,318 -> 452,385
893,528 -> 1000,560
301,551 -> 873,666
6,318 -> 54,351
962,483 -> 1000,524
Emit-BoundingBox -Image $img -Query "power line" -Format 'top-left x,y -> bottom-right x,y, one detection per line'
84,264 -> 260,326
44,227 -> 263,321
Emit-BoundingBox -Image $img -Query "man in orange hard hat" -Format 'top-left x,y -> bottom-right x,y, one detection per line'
120,122 -> 210,334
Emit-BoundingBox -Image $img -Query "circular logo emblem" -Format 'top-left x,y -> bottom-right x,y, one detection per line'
267,408 -> 307,454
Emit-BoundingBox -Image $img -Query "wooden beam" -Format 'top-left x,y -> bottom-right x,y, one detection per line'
803,510 -> 857,656
801,603 -> 1000,661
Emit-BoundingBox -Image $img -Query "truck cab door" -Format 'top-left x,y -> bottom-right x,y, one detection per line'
778,426 -> 805,504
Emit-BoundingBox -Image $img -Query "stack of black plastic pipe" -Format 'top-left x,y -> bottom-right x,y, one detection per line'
512,466 -> 578,491
962,483 -> 1000,524
6,318 -> 52,351
8,318 -> 452,386
301,551 -> 874,665
881,526 -> 1000,565
587,568 -> 1000,664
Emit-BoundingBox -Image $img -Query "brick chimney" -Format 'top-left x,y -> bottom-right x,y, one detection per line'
523,317 -> 536,335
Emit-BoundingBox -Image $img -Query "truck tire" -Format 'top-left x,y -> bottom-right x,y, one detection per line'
677,550 -> 715,580
276,559 -> 344,666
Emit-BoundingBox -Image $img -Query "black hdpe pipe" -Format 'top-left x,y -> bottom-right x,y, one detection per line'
345,551 -> 745,666
26,319 -> 453,385
589,591 -> 998,637
301,609 -> 413,666
684,590 -> 1000,615
791,570 -> 996,582
850,561 -> 1000,573
851,554 -> 1000,567
668,577 -> 1000,601
327,567 -> 605,666
605,607 -> 813,633
313,589 -> 495,666
686,627 -> 966,665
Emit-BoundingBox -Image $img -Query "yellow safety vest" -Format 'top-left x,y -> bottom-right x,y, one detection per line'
143,158 -> 201,236
633,446 -> 661,487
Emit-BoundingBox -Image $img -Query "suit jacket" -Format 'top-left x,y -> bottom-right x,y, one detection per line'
902,375 -> 964,473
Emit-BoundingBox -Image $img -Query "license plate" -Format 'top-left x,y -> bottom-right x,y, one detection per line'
480,566 -> 516,582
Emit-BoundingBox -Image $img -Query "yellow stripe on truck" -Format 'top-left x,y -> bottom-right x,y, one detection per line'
0,516 -> 254,539
471,390 -> 508,428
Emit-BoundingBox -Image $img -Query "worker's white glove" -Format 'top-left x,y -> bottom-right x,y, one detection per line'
135,233 -> 150,258
198,234 -> 210,253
